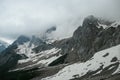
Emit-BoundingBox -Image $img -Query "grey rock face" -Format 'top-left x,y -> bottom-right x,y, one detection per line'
52,16 -> 120,64
52,15 -> 101,63
0,44 -> 21,73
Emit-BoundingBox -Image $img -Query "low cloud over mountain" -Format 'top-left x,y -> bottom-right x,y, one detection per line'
0,0 -> 120,41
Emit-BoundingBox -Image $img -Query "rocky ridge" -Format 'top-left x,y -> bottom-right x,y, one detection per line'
0,15 -> 120,80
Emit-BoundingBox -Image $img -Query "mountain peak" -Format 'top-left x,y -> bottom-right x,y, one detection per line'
73,15 -> 100,41
82,15 -> 99,27
13,35 -> 30,45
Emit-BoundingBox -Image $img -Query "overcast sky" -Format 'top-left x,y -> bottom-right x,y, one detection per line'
0,0 -> 119,43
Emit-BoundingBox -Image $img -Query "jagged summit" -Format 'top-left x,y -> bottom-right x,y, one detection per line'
82,15 -> 99,27
73,15 -> 100,40
13,35 -> 30,45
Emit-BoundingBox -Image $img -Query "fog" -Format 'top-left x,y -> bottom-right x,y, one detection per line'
0,0 -> 119,43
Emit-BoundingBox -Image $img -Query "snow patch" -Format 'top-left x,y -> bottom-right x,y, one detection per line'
16,42 -> 36,58
10,48 -> 61,72
42,45 -> 120,80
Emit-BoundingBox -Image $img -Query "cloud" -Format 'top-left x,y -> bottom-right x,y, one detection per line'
0,0 -> 119,42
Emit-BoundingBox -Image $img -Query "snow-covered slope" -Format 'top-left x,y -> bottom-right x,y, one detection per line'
111,21 -> 120,27
9,35 -> 62,71
14,35 -> 44,58
42,44 -> 120,80
16,41 -> 37,58
10,47 -> 61,71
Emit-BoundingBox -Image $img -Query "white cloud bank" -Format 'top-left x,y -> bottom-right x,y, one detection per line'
0,0 -> 119,42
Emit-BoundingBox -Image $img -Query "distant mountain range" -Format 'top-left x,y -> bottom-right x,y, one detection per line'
0,15 -> 120,80
0,40 -> 9,52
